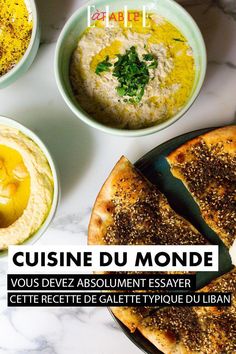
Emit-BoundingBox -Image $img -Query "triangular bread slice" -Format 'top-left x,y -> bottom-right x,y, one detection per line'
167,126 -> 236,250
138,268 -> 236,354
88,156 -> 207,331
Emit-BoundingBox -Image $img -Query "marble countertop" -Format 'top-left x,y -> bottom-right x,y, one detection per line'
0,0 -> 235,353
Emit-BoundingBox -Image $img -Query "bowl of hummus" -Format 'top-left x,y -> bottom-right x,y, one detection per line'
55,0 -> 206,137
0,116 -> 60,257
0,0 -> 40,89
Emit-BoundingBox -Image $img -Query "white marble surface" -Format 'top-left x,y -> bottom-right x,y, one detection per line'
0,0 -> 236,353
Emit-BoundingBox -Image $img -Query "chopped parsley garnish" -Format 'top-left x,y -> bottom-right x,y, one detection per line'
143,53 -> 158,69
173,38 -> 185,42
113,46 -> 150,103
95,47 -> 158,103
143,53 -> 155,61
95,56 -> 112,75
148,61 -> 158,69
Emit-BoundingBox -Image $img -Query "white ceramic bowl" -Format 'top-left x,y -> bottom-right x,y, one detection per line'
0,116 -> 60,258
0,0 -> 40,89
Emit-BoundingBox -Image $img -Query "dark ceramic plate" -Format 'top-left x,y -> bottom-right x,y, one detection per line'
110,127 -> 233,354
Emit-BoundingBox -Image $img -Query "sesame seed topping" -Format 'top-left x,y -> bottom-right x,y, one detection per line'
104,186 -> 206,246
172,140 -> 236,247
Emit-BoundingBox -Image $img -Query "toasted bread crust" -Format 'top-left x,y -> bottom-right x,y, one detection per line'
138,268 -> 236,354
88,156 -> 150,246
88,156 -> 207,332
88,152 -> 235,352
88,157 -> 154,330
88,156 -> 205,247
167,126 -> 236,248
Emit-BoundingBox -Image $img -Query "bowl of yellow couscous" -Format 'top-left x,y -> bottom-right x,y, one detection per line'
0,0 -> 40,89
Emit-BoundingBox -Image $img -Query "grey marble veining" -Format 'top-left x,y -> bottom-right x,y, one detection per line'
216,0 -> 236,18
208,60 -> 236,69
51,209 -> 91,235
179,0 -> 236,12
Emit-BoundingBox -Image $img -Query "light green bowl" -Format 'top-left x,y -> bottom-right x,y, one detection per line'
55,0 -> 207,137
0,0 -> 40,89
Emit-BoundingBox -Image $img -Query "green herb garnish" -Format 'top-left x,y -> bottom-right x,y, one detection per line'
173,38 -> 185,42
117,86 -> 126,96
112,46 -> 150,103
148,60 -> 158,69
143,53 -> 158,70
143,53 -> 155,61
95,47 -> 158,103
95,56 -> 112,75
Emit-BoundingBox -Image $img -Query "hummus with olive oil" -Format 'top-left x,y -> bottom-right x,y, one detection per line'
0,125 -> 54,251
70,13 -> 195,129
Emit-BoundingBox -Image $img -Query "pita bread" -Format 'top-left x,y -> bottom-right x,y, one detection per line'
88,156 -> 206,247
88,156 -> 207,331
138,268 -> 236,354
167,126 -> 236,249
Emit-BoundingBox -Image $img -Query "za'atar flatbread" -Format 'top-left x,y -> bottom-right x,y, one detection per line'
167,126 -> 236,250
88,156 -> 207,331
138,268 -> 236,354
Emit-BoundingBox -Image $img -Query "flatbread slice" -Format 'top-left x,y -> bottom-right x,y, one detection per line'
138,268 -> 236,354
88,156 -> 207,246
88,156 -> 207,331
167,126 -> 236,249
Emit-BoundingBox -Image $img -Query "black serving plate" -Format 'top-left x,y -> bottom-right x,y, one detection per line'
110,127 -> 233,354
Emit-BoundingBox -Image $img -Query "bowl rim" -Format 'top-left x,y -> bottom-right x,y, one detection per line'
0,115 -> 60,259
55,0 -> 207,137
0,0 -> 39,86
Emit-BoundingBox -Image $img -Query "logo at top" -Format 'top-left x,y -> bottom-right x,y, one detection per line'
87,5 -> 151,28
